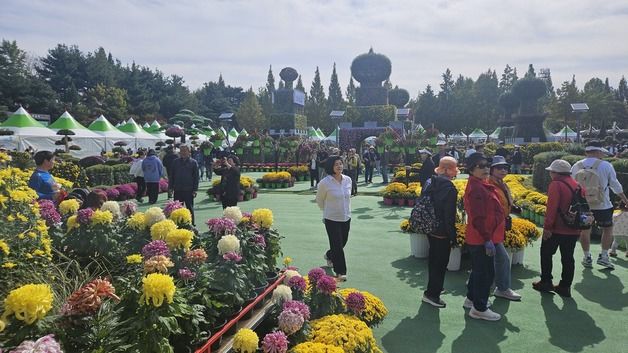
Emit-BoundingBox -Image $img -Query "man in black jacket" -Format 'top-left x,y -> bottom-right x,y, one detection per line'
169,145 -> 199,226
418,149 -> 435,187
215,154 -> 241,209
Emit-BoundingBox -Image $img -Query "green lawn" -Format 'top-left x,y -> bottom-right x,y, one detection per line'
142,179 -> 627,353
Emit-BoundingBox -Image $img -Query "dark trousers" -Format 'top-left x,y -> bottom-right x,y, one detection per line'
466,245 -> 495,312
205,162 -> 213,180
425,236 -> 451,299
134,176 -> 146,201
347,170 -> 358,195
540,234 -> 578,287
146,182 -> 159,204
364,165 -> 373,183
174,190 -> 195,226
221,196 -> 237,210
381,165 -> 389,183
324,218 -> 351,275
310,168 -> 319,187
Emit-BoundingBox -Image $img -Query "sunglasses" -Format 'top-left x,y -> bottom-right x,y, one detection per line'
493,165 -> 510,171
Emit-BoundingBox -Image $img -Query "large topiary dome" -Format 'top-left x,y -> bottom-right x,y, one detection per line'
279,67 -> 298,89
351,48 -> 392,87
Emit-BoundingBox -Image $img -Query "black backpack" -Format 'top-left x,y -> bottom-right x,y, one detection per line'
410,178 -> 440,234
557,180 -> 594,230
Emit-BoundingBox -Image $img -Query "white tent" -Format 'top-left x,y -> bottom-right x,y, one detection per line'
308,127 -> 322,141
553,126 -> 577,141
118,118 -> 160,149
467,128 -> 488,142
88,115 -> 134,151
324,127 -> 338,142
48,111 -> 105,157
0,107 -> 59,152
489,127 -> 501,139
449,132 -> 467,142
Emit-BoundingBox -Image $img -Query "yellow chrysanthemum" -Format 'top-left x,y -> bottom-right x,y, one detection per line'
251,208 -> 273,228
169,208 -> 192,226
150,219 -> 178,241
399,219 -> 410,232
165,229 -> 194,250
283,256 -> 293,266
2,284 -> 53,324
2,262 -> 16,269
292,342 -> 344,353
67,215 -> 79,231
9,189 -> 37,203
338,289 -> 388,327
127,212 -> 147,231
59,199 -> 80,215
0,240 -> 9,255
309,314 -> 382,353
141,273 -> 176,307
126,254 -> 143,264
91,210 -> 113,225
232,328 -> 259,353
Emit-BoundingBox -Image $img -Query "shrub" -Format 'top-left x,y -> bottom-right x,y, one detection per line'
85,164 -> 114,186
8,151 -> 35,169
521,142 -> 564,165
111,163 -> 132,185
345,105 -> 396,126
79,156 -> 105,168
105,187 -> 120,200
116,184 -> 136,200
105,158 -> 123,166
50,160 -> 88,188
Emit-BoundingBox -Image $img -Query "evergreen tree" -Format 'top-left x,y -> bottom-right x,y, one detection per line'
237,87 -> 267,131
548,76 -> 580,129
439,69 -> 454,98
266,65 -> 275,93
295,75 -> 305,92
474,69 -> 500,131
617,76 -> 627,103
305,67 -> 329,130
524,64 -> 536,79
37,44 -> 88,106
415,85 -> 438,127
328,63 -> 344,110
85,83 -> 128,120
346,77 -> 356,106
85,47 -> 115,88
278,80 -> 284,89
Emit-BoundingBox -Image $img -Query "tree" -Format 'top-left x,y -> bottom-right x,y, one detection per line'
295,75 -> 305,93
328,63 -> 344,110
547,76 -> 580,128
305,67 -> 329,130
346,77 -> 356,106
439,69 -> 454,98
0,40 -> 31,109
266,65 -> 275,93
85,47 -> 115,88
236,88 -> 266,131
85,84 -> 128,123
415,85 -> 438,127
524,64 -> 536,79
473,69 -> 499,131
194,77 -> 245,120
498,64 -> 518,92
37,44 -> 88,106
617,76 -> 627,103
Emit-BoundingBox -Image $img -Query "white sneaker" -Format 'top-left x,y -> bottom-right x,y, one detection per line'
463,297 -> 491,309
597,254 -> 615,270
469,307 -> 501,321
494,288 -> 522,301
582,255 -> 593,268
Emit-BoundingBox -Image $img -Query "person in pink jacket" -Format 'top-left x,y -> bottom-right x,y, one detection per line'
463,153 -> 505,321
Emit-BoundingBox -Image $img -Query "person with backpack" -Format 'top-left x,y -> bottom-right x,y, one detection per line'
533,160 -> 588,297
571,140 -> 628,270
462,153 -> 504,321
420,156 -> 459,308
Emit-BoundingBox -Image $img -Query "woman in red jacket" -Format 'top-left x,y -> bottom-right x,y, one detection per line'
533,159 -> 584,297
463,153 -> 504,321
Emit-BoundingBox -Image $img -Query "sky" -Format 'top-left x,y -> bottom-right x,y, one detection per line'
2,0 -> 628,97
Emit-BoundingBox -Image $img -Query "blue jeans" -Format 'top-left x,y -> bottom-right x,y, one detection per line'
494,242 -> 511,291
466,245 -> 495,312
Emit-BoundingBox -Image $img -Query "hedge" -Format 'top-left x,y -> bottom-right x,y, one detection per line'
111,163 -> 132,185
85,163 -> 132,187
345,105 -> 396,126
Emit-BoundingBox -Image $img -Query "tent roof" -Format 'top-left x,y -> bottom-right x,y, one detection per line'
324,127 -> 338,141
1,107 -> 46,128
316,128 -> 325,139
554,126 -> 577,136
118,119 -> 158,139
308,127 -> 322,140
49,111 -> 88,130
239,128 -> 249,137
88,115 -> 132,138
489,127 -> 501,138
468,128 -> 487,137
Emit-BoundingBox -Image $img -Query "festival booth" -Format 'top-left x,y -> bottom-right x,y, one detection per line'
48,112 -> 105,157
448,131 -> 468,143
553,126 -> 577,142
0,107 -> 58,152
118,118 -> 161,149
88,115 -> 134,151
307,127 -> 322,141
467,128 -> 488,143
324,127 -> 339,143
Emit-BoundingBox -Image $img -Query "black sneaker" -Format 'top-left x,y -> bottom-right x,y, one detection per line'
532,281 -> 554,293
553,285 -> 571,298
422,294 -> 446,308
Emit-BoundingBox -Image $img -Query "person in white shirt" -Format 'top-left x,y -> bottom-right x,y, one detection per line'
316,155 -> 352,282
571,141 -> 628,269
464,145 -> 476,159
309,152 -> 319,189
129,149 -> 146,202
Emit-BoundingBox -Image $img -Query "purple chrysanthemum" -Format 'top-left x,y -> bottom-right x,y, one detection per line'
38,199 -> 61,225
278,309 -> 304,335
282,300 -> 310,321
242,212 -> 252,218
10,334 -> 63,353
316,275 -> 337,295
307,267 -> 325,284
253,234 -> 266,248
77,208 -> 94,225
141,240 -> 171,258
178,267 -> 197,280
287,276 -> 306,293
206,217 -> 237,235
346,292 -> 366,314
261,331 -> 288,353
116,184 -> 135,200
105,188 -> 120,201
223,251 -> 242,262
163,200 -> 184,217
120,200 -> 137,217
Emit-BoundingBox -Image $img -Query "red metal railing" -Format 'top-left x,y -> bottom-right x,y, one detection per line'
195,274 -> 286,353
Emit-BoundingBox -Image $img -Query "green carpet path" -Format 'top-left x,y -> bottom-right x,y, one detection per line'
141,178 -> 627,353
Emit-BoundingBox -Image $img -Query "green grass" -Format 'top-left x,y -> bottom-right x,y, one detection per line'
141,179 -> 627,353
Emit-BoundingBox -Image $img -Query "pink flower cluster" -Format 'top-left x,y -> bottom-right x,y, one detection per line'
316,275 -> 337,295
38,199 -> 61,225
278,309 -> 304,335
307,267 -> 325,284
120,200 -> 137,216
346,292 -> 366,314
253,234 -> 266,248
77,208 -> 94,224
282,300 -> 310,321
163,200 -> 184,217
142,240 -> 171,258
206,217 -> 237,235
223,251 -> 242,263
185,248 -> 208,264
178,267 -> 197,280
287,276 -> 306,292
261,331 -> 288,353
11,334 -> 63,353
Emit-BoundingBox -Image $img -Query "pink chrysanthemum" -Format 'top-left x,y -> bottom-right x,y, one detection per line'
316,275 -> 337,295
120,200 -> 138,216
206,217 -> 237,235
253,234 -> 266,248
223,251 -> 243,262
278,309 -> 304,335
261,331 -> 288,353
307,267 -> 325,284
184,248 -> 208,264
141,240 -> 171,258
346,292 -> 366,314
163,200 -> 184,217
10,334 -> 63,353
77,208 -> 94,225
282,300 -> 310,321
287,276 -> 306,293
178,267 -> 197,280
38,199 -> 61,225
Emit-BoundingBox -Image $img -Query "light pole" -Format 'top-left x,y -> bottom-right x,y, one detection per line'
570,103 -> 589,143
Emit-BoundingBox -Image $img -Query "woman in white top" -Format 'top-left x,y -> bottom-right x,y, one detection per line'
316,155 -> 352,281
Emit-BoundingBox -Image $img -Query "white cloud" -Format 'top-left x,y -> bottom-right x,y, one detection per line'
1,0 -> 627,99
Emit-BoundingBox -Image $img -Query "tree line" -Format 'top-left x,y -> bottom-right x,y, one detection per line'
1,39 -> 626,134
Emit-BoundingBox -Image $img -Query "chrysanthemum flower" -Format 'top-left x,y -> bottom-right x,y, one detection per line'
271,284 -> 292,304
233,328 -> 259,353
150,219 -> 177,241
62,278 -> 120,316
144,207 -> 166,227
127,212 -> 147,230
141,273 -> 176,307
278,309 -> 304,335
142,240 -> 171,258
91,210 -> 113,225
126,254 -> 143,264
143,255 -> 174,274
223,206 -> 243,224
261,331 -> 288,353
184,248 -> 208,264
282,300 -> 310,321
316,275 -> 337,295
165,228 -> 194,250
3,284 -> 53,324
251,208 -> 273,228
217,234 -> 240,255
169,207 -> 192,226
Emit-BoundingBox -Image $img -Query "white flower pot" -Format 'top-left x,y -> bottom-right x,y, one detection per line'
410,233 -> 429,258
447,247 -> 461,271
512,248 -> 525,265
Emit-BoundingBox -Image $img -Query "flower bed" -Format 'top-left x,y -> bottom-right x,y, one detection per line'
287,165 -> 310,182
381,182 -> 420,207
206,176 -> 259,202
240,163 -> 297,173
258,172 -> 295,189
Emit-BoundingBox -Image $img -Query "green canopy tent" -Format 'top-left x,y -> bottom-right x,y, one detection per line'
88,115 -> 133,151
316,128 -> 326,139
323,127 -> 339,143
117,118 -> 159,149
308,127 -> 322,141
0,107 -> 57,151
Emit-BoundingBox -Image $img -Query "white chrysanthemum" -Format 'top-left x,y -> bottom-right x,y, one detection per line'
217,234 -> 240,255
145,207 -> 166,227
223,206 -> 243,224
272,284 -> 293,304
101,201 -> 121,219
283,270 -> 300,285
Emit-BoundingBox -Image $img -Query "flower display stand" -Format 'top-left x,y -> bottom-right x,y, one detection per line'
410,233 -> 429,258
194,274 -> 286,353
447,247 -> 461,271
512,248 -> 525,265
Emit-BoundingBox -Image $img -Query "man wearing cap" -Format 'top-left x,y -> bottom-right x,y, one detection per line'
571,140 -> 628,269
511,146 -> 523,174
533,159 -> 583,297
431,141 -> 450,166
418,149 -> 435,187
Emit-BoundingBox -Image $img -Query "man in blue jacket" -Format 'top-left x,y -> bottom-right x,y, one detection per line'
142,149 -> 164,204
28,150 -> 59,200
169,145 -> 199,226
